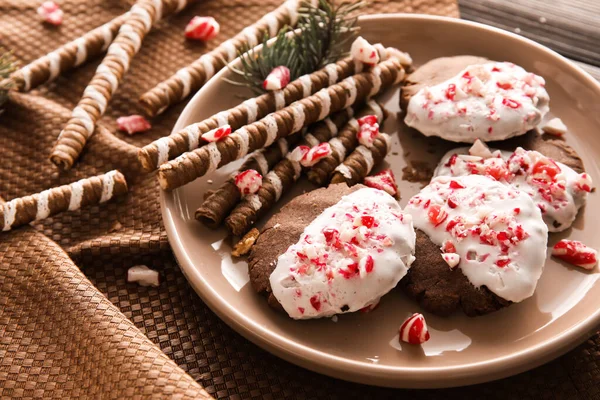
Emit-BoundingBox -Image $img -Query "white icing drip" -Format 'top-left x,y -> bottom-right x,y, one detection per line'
285,0 -> 300,25
222,40 -> 237,62
108,44 -> 130,70
20,65 -> 32,91
329,137 -> 346,159
201,55 -> 215,80
274,90 -> 285,110
406,175 -> 548,303
369,66 -> 382,97
243,98 -> 258,123
263,115 -> 278,146
267,171 -> 283,201
215,111 -> 229,127
74,37 -> 87,66
344,77 -> 357,108
100,23 -> 114,52
155,137 -> 171,166
277,138 -> 288,155
270,188 -> 416,319
264,12 -> 280,37
356,146 -> 374,174
97,64 -> 119,92
176,68 -> 192,98
299,75 -> 312,97
72,106 -> 95,135
304,134 -> 319,147
247,194 -> 262,211
335,163 -> 352,179
241,27 -> 258,48
235,128 -> 250,158
290,102 -> 305,133
405,62 -> 550,143
325,63 -> 338,86
316,89 -> 331,121
84,86 -> 108,114
68,181 -> 84,211
47,51 -> 61,81
206,142 -> 222,173
36,190 -> 51,221
184,124 -> 200,151
100,171 -> 117,203
2,200 -> 17,231
324,118 -> 337,135
254,152 -> 269,175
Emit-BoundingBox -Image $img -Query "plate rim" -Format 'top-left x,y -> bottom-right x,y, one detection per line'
160,13 -> 600,388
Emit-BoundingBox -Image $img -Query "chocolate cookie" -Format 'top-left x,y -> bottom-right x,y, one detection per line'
400,230 -> 511,317
400,55 -> 490,112
248,184 -> 362,308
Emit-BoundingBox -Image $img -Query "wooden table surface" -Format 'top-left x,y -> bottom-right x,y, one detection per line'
459,0 -> 600,81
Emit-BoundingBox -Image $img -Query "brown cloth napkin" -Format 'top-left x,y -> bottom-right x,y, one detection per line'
3,1 -> 598,399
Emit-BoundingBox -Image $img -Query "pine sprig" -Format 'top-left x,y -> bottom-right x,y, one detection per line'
0,49 -> 17,109
226,0 -> 364,95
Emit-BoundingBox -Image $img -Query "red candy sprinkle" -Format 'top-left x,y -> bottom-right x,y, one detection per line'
427,205 -> 448,227
399,313 -> 430,345
496,81 -> 513,90
442,240 -> 456,253
363,169 -> 398,197
116,115 -> 151,135
185,16 -> 220,41
495,258 -> 511,268
310,295 -> 322,311
263,66 -> 291,91
445,83 -> 456,100
201,124 -> 232,142
552,240 -> 598,270
449,180 -> 465,189
37,1 -> 63,26
502,98 -> 521,109
360,216 -> 375,228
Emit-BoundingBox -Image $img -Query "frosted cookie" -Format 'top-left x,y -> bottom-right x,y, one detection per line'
402,175 -> 548,316
435,140 -> 592,231
401,57 -> 550,143
248,184 -> 416,319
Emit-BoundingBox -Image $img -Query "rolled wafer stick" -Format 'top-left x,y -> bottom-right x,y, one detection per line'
0,170 -> 128,232
330,133 -> 392,186
138,53 -> 380,173
50,0 -> 195,171
196,107 -> 355,228
158,57 -> 405,191
306,99 -> 386,186
7,13 -> 129,92
139,0 -> 317,117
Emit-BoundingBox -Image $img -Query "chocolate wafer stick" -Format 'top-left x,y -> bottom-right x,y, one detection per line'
50,0 -> 195,171
306,99 -> 386,186
8,13 -> 129,92
158,57 -> 405,191
330,133 -> 392,186
1,170 -> 128,232
138,53 -> 374,172
196,107 -> 355,228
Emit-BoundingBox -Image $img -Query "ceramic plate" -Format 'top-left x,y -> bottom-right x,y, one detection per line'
160,14 -> 600,388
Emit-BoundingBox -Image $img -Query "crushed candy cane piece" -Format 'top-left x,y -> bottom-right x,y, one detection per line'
541,118 -> 568,136
363,169 -> 398,197
185,16 -> 220,41
116,115 -> 152,135
350,36 -> 380,66
356,117 -> 380,148
263,66 -> 291,91
201,124 -> 231,142
127,265 -> 160,287
301,143 -> 332,167
574,173 -> 593,193
552,239 -> 598,270
37,1 -> 63,26
357,115 -> 378,127
289,145 -> 310,162
399,313 -> 430,345
442,252 -> 460,269
235,169 -> 263,195
468,139 -> 493,158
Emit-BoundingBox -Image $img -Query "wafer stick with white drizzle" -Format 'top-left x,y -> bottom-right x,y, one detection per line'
158,57 -> 405,191
7,13 -> 129,92
0,170 -> 128,232
139,0 -> 317,117
138,51 -> 382,173
49,0 -> 195,171
330,133 -> 392,186
196,107 -> 355,228
306,99 -> 386,186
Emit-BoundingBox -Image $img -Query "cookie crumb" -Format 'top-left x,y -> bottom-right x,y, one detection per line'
232,228 -> 260,257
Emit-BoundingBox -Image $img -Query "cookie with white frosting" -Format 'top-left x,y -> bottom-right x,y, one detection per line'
402,175 -> 548,316
248,184 -> 416,319
401,56 -> 550,143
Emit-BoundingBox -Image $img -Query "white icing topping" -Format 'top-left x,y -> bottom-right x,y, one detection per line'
119,24 -> 142,52
270,188 -> 416,319
367,100 -> 383,122
299,75 -> 312,97
247,194 -> 262,211
151,0 -> 163,21
71,106 -> 95,135
20,65 -> 32,91
356,145 -> 374,173
131,4 -> 152,31
74,37 -> 87,66
316,89 -> 331,120
96,64 -> 119,92
155,137 -> 171,166
235,128 -> 250,158
254,152 -> 269,175
277,138 -> 288,155
329,137 -> 345,159
176,68 -> 192,98
405,62 -> 550,143
353,59 -> 363,74
290,102 -> 305,133
100,23 -> 114,52
215,111 -> 229,127
325,63 -> 338,86
84,86 -> 107,114
406,175 -> 548,302
108,44 -> 130,70
263,115 -> 278,146
336,164 -> 352,179
69,180 -> 84,211
100,170 -> 117,203
304,134 -> 319,147
222,40 -> 237,62
241,27 -> 258,48
541,117 -> 568,136
264,12 -> 280,37
36,190 -> 51,220
435,145 -> 591,232
267,171 -> 283,201
348,118 -> 359,131
243,98 -> 258,123
324,118 -> 337,135
344,77 -> 357,108
285,0 -> 300,25
2,200 -> 18,231
274,90 -> 285,110
206,142 -> 222,173
201,55 -> 215,80
47,51 -> 61,81
184,124 -> 200,151
369,66 -> 382,97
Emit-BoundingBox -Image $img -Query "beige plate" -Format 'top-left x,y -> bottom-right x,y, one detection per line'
161,14 -> 600,388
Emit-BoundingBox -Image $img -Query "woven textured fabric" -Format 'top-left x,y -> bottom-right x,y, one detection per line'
10,1 -> 599,399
